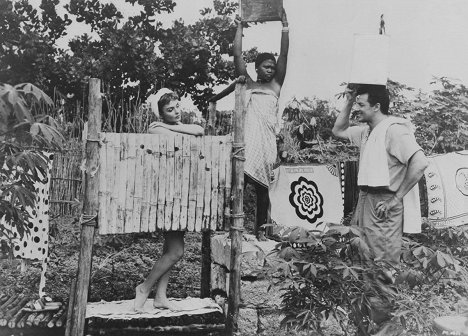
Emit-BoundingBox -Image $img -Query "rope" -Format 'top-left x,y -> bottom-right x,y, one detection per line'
232,142 -> 245,162
80,214 -> 98,228
229,226 -> 245,232
226,213 -> 245,219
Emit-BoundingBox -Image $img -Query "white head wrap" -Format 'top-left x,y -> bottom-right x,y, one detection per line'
146,88 -> 174,115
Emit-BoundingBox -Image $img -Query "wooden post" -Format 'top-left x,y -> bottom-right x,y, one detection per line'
207,101 -> 217,135
69,78 -> 102,336
201,101 -> 217,298
226,82 -> 246,335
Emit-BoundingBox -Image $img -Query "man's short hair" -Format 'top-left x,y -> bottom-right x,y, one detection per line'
356,84 -> 390,115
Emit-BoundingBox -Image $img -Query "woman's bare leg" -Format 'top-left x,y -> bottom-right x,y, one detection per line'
245,174 -> 270,240
134,231 -> 185,310
255,183 -> 269,240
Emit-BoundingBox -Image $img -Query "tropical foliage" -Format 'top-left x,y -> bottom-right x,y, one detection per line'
0,83 -> 62,247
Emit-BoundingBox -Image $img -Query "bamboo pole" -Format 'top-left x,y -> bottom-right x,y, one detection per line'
69,78 -> 102,336
132,135 -> 145,232
226,82 -> 246,335
179,135 -> 191,230
171,135 -> 183,231
148,136 -> 160,231
200,110 -> 218,298
157,136 -> 168,230
187,138 -> 198,231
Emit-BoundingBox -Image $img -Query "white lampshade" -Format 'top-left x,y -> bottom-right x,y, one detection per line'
349,34 -> 390,85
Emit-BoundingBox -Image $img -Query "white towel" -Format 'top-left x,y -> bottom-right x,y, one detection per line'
358,117 -> 421,233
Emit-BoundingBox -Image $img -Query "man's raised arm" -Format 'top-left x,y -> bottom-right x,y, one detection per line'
332,88 -> 356,139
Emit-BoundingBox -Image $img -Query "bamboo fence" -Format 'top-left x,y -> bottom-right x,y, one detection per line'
49,146 -> 83,216
97,133 -> 233,234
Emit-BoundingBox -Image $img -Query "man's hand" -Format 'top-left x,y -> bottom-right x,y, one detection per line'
343,84 -> 358,104
375,196 -> 402,219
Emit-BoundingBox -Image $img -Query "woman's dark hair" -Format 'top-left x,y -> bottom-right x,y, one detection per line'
356,84 -> 390,115
255,52 -> 276,69
157,92 -> 179,115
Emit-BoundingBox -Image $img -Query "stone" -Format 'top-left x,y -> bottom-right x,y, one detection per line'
211,262 -> 227,293
241,279 -> 283,308
238,307 -> 259,335
211,233 -> 278,278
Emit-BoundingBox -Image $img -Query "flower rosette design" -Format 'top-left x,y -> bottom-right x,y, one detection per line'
289,176 -> 324,223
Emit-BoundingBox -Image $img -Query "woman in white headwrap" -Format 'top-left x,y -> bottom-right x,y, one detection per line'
134,89 -> 203,311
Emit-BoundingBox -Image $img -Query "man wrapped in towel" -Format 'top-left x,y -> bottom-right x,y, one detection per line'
332,84 -> 428,268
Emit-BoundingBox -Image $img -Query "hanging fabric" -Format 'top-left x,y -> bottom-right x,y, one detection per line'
424,150 -> 468,228
269,163 -> 345,231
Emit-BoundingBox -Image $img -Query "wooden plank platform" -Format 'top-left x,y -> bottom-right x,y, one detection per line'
85,298 -> 225,335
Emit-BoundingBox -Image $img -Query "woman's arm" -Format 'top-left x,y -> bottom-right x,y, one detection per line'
275,9 -> 289,86
233,18 -> 249,78
149,122 -> 204,136
208,81 -> 237,103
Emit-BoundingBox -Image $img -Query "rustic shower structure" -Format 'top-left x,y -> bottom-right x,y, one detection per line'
67,78 -> 246,336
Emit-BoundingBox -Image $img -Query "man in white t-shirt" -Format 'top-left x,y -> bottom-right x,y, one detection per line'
332,84 -> 428,268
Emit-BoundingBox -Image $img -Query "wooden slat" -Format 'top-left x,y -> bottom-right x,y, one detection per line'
195,137 -> 205,231
98,133 -> 107,235
157,136 -> 167,230
116,134 -> 127,234
179,135 -> 191,230
132,135 -> 145,232
187,137 -> 199,231
224,136 -> 233,230
104,134 -> 116,234
217,136 -> 227,230
148,136 -> 160,231
171,135 -> 183,231
139,135 -> 151,232
124,135 -> 137,233
202,136 -> 213,230
103,134 -> 114,234
108,133 -> 119,234
164,136 -> 175,231
210,138 -> 220,231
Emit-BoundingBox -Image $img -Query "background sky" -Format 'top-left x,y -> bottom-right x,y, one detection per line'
34,0 -> 468,111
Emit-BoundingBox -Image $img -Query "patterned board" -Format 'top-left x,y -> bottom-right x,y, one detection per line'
270,164 -> 345,231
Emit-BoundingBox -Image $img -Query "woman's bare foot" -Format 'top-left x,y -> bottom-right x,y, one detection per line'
153,297 -> 182,311
134,284 -> 150,311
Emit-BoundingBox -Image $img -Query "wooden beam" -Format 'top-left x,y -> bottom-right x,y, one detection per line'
69,78 -> 102,336
201,101 -> 217,298
226,82 -> 246,335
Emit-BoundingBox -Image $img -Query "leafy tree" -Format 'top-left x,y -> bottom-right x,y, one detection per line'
0,82 -> 62,249
0,0 -> 71,87
0,0 -> 242,123
278,96 -> 359,164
